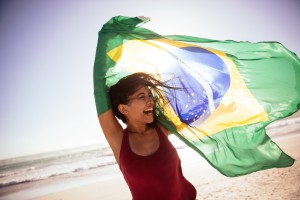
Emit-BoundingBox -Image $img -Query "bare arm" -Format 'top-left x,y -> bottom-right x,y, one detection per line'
98,109 -> 123,164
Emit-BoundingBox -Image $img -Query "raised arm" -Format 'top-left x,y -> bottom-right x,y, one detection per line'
98,109 -> 123,164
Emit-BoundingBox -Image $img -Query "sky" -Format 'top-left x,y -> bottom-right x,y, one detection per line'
0,0 -> 299,160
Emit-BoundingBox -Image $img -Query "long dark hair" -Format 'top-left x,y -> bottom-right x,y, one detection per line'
109,72 -> 178,125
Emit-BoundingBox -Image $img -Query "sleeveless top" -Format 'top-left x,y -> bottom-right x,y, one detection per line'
119,126 -> 197,200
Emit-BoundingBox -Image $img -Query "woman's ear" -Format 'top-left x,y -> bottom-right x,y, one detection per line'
118,104 -> 128,115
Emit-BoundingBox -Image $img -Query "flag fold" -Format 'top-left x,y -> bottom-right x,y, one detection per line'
93,16 -> 300,176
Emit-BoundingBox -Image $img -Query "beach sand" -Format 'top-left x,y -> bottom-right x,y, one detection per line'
31,118 -> 300,200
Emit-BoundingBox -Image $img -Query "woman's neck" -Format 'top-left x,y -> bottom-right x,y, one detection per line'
126,123 -> 153,135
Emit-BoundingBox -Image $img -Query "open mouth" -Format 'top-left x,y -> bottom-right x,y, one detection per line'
143,108 -> 153,115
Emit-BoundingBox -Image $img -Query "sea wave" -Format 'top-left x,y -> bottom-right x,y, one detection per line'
0,145 -> 116,187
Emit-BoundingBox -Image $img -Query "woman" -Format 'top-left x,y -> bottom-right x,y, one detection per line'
99,72 -> 197,200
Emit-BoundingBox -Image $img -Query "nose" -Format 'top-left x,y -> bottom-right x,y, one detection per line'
146,95 -> 154,104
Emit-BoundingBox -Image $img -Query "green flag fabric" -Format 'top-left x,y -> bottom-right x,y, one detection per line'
93,16 -> 300,177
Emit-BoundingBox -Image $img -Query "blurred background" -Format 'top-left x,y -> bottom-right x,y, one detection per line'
1,0 -> 300,160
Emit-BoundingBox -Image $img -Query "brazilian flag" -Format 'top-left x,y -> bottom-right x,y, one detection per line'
93,16 -> 300,177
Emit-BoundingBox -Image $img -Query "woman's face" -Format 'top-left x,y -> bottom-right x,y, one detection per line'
121,86 -> 155,125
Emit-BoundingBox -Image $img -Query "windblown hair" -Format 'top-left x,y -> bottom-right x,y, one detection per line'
109,72 -> 177,125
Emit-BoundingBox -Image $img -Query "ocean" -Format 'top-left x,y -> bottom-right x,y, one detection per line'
0,139 -> 188,200
0,136 -> 190,199
0,143 -> 117,188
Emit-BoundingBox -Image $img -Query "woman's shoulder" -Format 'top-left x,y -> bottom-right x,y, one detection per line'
156,123 -> 171,137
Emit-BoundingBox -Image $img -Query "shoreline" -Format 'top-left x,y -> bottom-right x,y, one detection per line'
1,114 -> 299,200
2,159 -> 299,200
31,159 -> 300,200
1,137 -> 299,200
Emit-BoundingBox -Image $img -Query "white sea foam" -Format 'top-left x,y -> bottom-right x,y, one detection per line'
0,144 -> 116,187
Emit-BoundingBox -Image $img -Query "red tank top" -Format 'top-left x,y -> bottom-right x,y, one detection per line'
119,126 -> 197,200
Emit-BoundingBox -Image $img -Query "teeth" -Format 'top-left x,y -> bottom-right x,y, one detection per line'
144,108 -> 153,115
